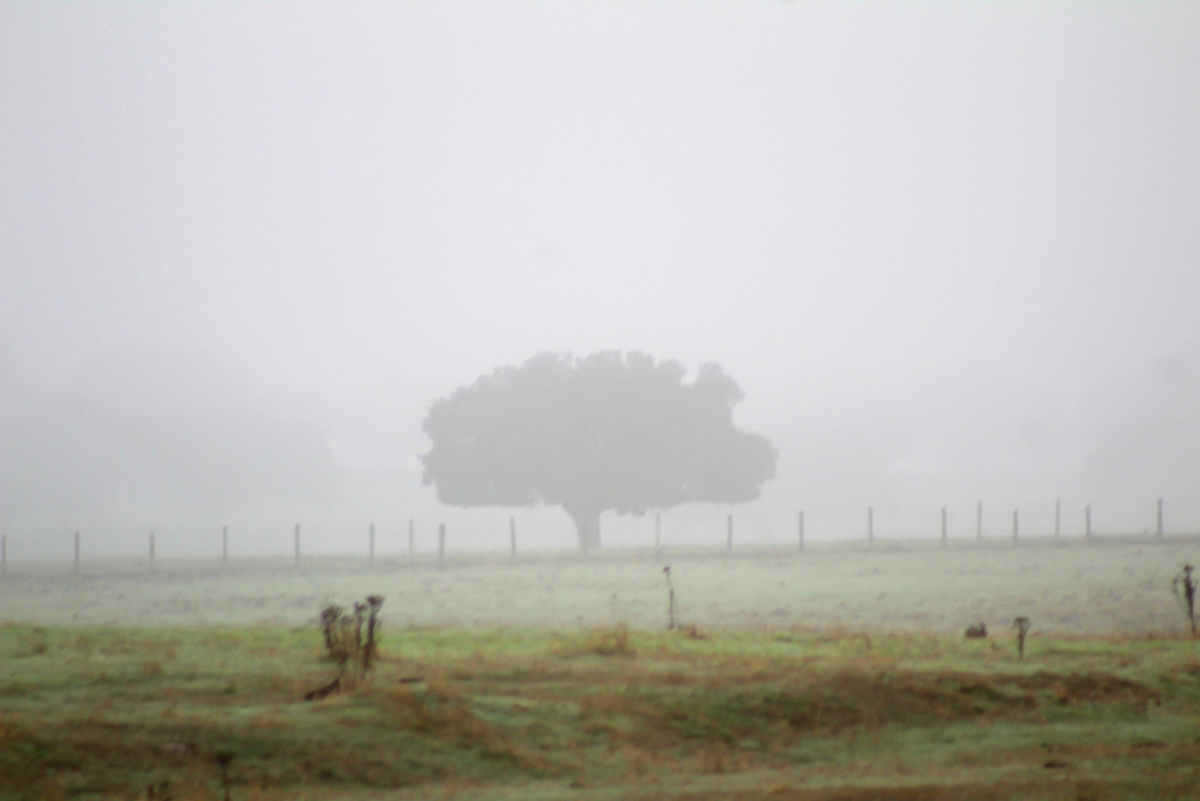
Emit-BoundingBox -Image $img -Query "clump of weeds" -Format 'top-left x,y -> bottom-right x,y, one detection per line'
311,595 -> 385,698
556,626 -> 637,659
964,622 -> 987,639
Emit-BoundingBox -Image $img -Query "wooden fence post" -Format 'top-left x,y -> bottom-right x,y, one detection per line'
798,510 -> 805,552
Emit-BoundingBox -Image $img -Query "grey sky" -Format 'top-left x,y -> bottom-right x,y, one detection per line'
3,2 -> 1200,539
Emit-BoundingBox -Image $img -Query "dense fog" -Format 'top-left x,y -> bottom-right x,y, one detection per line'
3,3 -> 1200,558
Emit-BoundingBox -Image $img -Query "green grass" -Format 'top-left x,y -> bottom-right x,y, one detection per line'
2,622 -> 1200,800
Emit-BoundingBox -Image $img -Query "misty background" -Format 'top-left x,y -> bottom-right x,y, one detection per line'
2,2 -> 1199,559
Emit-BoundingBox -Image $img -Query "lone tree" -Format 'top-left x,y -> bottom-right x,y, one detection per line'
421,351 -> 777,551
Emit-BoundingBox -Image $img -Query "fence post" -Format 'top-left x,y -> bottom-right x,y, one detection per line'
1157,498 -> 1164,539
438,523 -> 445,563
74,530 -> 80,574
798,510 -> 805,553
1012,509 -> 1018,545
222,524 -> 228,568
941,506 -> 948,548
976,501 -> 982,540
510,516 -> 517,559
868,507 -> 874,549
726,513 -> 733,554
1055,499 -> 1061,538
408,518 -> 414,558
1085,506 -> 1092,541
294,524 -> 300,567
149,530 -> 155,570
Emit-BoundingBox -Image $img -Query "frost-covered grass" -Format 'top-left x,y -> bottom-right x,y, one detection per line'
0,540 -> 1195,635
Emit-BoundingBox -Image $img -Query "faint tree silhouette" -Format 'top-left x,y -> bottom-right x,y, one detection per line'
421,352 -> 776,550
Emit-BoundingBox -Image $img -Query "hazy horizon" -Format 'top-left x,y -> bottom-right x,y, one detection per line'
4,2 -> 1200,556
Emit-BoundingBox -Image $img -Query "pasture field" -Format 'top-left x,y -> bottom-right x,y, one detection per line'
2,541 -> 1199,799
2,622 -> 1200,800
0,539 -> 1197,634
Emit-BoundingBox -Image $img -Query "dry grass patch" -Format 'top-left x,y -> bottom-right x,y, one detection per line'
2,623 -> 1199,800
552,625 -> 638,659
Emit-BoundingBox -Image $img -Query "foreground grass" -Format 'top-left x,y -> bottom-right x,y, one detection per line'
1,623 -> 1199,800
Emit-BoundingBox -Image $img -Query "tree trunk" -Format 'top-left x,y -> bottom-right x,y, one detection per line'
564,505 -> 602,552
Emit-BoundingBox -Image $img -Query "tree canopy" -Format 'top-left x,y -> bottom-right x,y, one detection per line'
421,351 -> 777,550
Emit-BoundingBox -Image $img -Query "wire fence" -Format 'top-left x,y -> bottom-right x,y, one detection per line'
3,494 -> 1200,578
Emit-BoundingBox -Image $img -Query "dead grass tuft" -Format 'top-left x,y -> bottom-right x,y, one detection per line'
580,692 -> 634,716
0,721 -> 28,747
1020,670 -> 1160,709
387,673 -> 486,740
424,667 -> 462,701
553,626 -> 638,659
13,631 -> 49,657
584,626 -> 636,657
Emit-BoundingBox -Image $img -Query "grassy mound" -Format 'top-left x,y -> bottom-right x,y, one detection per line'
1,623 -> 1199,799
